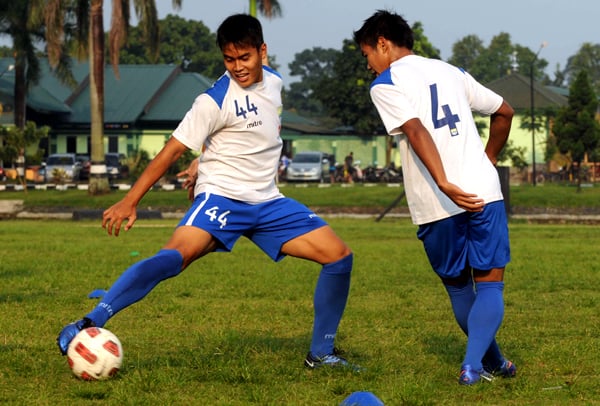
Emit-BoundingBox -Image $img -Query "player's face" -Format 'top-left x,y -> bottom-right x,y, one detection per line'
359,42 -> 389,77
222,43 -> 266,88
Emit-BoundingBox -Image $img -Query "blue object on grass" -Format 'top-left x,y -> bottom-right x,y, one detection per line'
340,391 -> 384,406
88,289 -> 107,299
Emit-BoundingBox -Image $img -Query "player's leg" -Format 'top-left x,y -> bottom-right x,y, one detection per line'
460,201 -> 514,383
57,193 -> 238,355
250,198 -> 355,368
282,225 -> 353,361
57,226 -> 216,354
442,272 -> 506,377
86,226 -> 216,327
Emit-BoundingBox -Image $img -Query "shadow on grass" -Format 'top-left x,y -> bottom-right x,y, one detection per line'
422,333 -> 464,366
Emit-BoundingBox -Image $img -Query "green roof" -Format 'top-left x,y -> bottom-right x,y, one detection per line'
141,72 -> 214,122
486,72 -> 567,110
68,65 -> 181,124
0,57 -> 216,127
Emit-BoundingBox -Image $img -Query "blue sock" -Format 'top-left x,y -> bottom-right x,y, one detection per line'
444,280 -> 475,334
310,253 -> 352,358
463,281 -> 504,370
445,281 -> 504,369
85,249 -> 183,327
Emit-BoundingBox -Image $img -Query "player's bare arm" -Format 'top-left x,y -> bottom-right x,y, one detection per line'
176,158 -> 199,201
485,100 -> 514,165
400,118 -> 484,212
103,137 -> 189,236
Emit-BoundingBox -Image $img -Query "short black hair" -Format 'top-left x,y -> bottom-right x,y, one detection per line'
353,10 -> 414,50
216,14 -> 264,51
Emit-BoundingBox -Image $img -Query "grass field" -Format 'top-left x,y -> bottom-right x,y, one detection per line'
1,182 -> 600,213
0,216 -> 599,405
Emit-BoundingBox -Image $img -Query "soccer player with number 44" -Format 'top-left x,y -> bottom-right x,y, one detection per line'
354,10 -> 516,385
57,14 -> 357,372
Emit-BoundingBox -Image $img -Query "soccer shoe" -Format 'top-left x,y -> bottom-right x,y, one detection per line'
458,364 -> 494,385
57,317 -> 95,355
304,351 -> 361,371
493,359 -> 517,378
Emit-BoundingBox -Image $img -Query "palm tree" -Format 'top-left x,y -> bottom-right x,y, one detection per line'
0,1 -> 47,130
249,0 -> 282,18
45,0 -> 182,194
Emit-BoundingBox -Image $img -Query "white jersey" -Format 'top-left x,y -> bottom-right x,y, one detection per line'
370,55 -> 504,225
173,66 -> 284,203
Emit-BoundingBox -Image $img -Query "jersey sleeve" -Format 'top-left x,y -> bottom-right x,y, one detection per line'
462,70 -> 503,115
370,83 -> 418,135
369,69 -> 419,135
172,93 -> 225,152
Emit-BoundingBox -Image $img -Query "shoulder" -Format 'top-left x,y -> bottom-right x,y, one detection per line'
263,65 -> 282,79
204,73 -> 233,109
263,66 -> 283,91
371,69 -> 394,88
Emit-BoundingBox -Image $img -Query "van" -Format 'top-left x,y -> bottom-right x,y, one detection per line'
285,151 -> 332,182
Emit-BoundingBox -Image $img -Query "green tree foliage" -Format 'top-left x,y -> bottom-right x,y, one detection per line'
553,70 -> 600,188
448,33 -> 549,84
447,35 -> 484,73
411,22 -> 440,59
0,121 -> 48,165
564,43 -> 600,95
0,1 -> 45,128
285,47 -> 340,115
313,39 -> 381,133
118,14 -> 223,79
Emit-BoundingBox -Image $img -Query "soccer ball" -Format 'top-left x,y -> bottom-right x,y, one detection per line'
67,327 -> 123,380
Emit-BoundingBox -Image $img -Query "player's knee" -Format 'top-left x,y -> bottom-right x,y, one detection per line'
322,252 -> 353,275
473,267 -> 504,282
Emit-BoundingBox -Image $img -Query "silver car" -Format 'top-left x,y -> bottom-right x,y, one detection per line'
285,151 -> 330,182
44,153 -> 82,182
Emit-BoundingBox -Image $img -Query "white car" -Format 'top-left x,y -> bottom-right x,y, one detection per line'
285,151 -> 331,182
44,153 -> 82,182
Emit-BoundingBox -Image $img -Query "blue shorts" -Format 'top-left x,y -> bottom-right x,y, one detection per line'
178,192 -> 328,261
416,201 -> 510,279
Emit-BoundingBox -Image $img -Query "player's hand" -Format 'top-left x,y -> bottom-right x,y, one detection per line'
176,159 -> 198,201
438,182 -> 484,212
102,200 -> 137,236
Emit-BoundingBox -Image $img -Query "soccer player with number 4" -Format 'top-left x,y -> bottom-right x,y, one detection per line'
58,14 -> 357,371
354,10 -> 516,385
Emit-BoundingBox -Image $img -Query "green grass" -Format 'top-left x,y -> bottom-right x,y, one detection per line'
0,218 -> 599,405
1,182 -> 600,212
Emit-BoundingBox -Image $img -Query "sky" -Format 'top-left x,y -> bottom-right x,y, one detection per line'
134,0 -> 599,84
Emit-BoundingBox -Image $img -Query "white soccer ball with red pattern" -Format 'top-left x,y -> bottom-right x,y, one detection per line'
67,327 -> 123,380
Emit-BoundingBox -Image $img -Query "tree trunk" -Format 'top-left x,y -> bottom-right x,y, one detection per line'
13,52 -> 26,130
88,0 -> 109,195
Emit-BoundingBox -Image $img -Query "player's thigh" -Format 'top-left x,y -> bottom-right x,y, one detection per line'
281,225 -> 351,264
163,226 -> 217,268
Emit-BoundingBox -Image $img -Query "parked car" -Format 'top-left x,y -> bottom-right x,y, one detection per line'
285,151 -> 331,182
105,153 -> 129,180
76,155 -> 91,180
44,153 -> 81,182
0,165 -> 6,181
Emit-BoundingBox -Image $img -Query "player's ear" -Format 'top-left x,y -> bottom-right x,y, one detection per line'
377,36 -> 387,52
260,43 -> 269,66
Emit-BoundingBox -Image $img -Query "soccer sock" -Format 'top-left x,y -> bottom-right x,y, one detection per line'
445,281 -> 504,368
444,280 -> 475,335
310,253 -> 352,358
85,249 -> 184,327
463,281 -> 505,370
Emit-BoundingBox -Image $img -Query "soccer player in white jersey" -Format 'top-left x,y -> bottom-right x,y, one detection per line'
58,14 -> 356,370
354,10 -> 516,385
